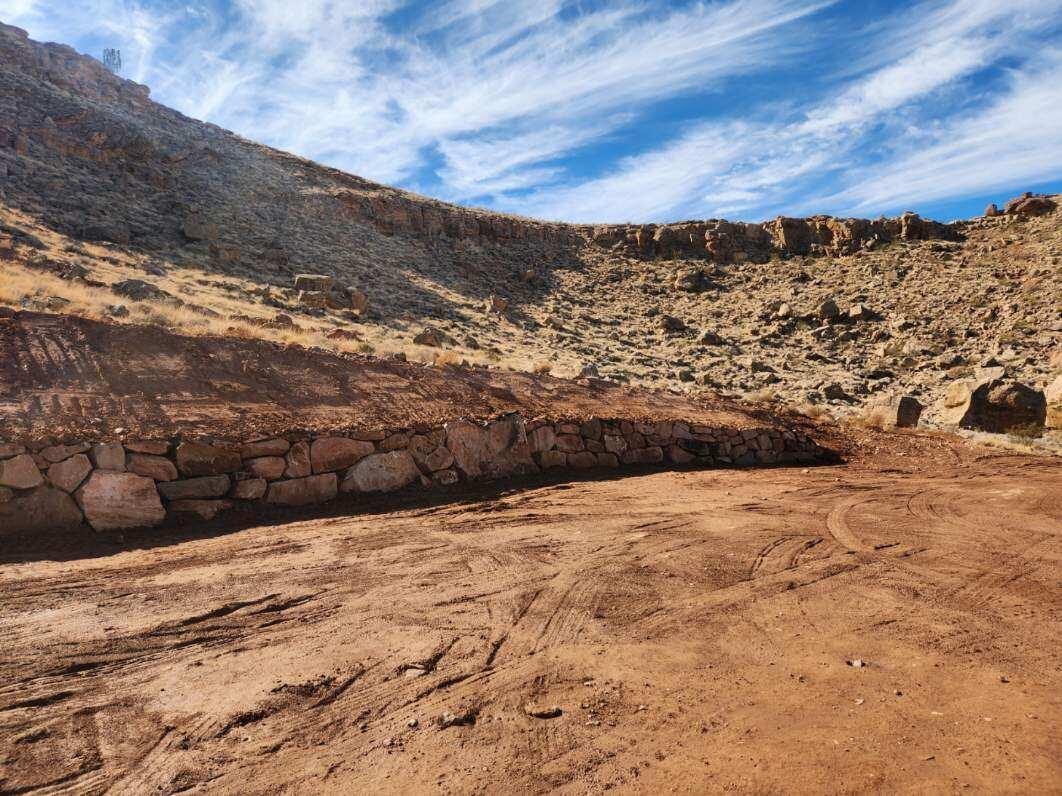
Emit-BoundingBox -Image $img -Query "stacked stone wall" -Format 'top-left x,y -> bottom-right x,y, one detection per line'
0,414 -> 825,535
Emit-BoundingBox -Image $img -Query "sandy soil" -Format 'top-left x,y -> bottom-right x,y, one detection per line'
0,310 -> 790,444
1,430 -> 1059,794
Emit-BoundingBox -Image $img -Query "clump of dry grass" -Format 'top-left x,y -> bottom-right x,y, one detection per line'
745,387 -> 778,404
795,403 -> 833,421
532,361 -> 552,375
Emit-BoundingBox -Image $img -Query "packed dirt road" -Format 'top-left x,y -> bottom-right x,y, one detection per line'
1,431 -> 1060,794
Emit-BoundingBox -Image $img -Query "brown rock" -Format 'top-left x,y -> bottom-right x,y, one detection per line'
943,376 -> 1046,435
433,469 -> 460,486
445,416 -> 537,480
125,439 -> 170,455
240,438 -> 290,458
529,425 -> 556,452
0,443 -> 27,459
596,452 -> 620,468
90,442 -> 126,471
176,442 -> 241,476
537,450 -> 567,469
284,441 -> 312,478
127,453 -> 179,481
168,499 -> 232,521
604,434 -> 628,454
423,446 -> 455,472
294,274 -> 334,292
555,434 -> 584,453
1046,374 -> 1062,430
0,485 -> 84,535
0,486 -> 12,503
621,447 -> 664,465
1003,193 -> 1056,216
47,453 -> 92,493
0,454 -> 44,489
667,445 -> 696,464
266,473 -> 338,506
158,476 -> 231,501
311,437 -> 375,473
379,433 -> 410,452
76,472 -> 165,530
340,451 -> 420,493
230,478 -> 267,500
568,451 -> 597,469
40,443 -> 90,463
245,456 -> 287,481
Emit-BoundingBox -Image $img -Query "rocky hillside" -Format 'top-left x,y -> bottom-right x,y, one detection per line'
1,21 -> 1060,431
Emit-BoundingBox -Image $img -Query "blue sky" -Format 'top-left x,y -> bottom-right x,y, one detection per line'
3,0 -> 1062,223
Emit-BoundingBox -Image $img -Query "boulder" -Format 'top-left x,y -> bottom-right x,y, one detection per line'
867,395 -> 923,428
413,327 -> 451,347
47,453 -> 92,493
231,478 -> 267,500
537,450 -> 567,469
294,274 -> 334,292
240,438 -> 290,458
1003,193 -> 1056,216
298,290 -> 328,309
422,447 -> 455,472
311,437 -> 375,473
183,213 -> 220,241
126,439 -> 171,455
1046,374 -> 1062,430
568,451 -> 598,469
175,442 -> 241,476
112,279 -> 175,303
942,375 -> 1047,435
127,453 -> 178,481
659,315 -> 686,334
266,473 -> 338,507
40,442 -> 89,462
76,472 -> 165,530
0,485 -> 84,535
158,476 -> 231,501
674,268 -> 708,292
0,454 -> 43,489
445,416 -> 537,480
818,298 -> 841,321
90,442 -> 126,471
245,456 -> 287,480
529,425 -> 556,453
340,451 -> 420,493
984,203 -> 1000,217
284,441 -> 312,478
0,443 -> 27,459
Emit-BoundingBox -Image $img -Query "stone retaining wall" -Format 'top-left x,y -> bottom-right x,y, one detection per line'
0,414 -> 825,535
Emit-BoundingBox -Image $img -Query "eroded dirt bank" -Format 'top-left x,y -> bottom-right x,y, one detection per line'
1,432 -> 1060,794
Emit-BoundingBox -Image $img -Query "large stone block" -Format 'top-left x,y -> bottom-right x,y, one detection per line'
168,499 -> 232,521
230,478 -> 267,500
158,476 -> 231,501
76,472 -> 165,530
245,456 -> 287,481
240,438 -> 291,458
445,416 -> 537,480
47,453 -> 92,493
40,442 -> 89,463
176,442 -> 241,476
942,374 -> 1046,435
340,451 -> 420,493
127,453 -> 178,482
0,454 -> 43,489
90,442 -> 126,471
0,485 -> 84,535
266,473 -> 338,506
311,437 -> 375,473
284,441 -> 311,478
1046,374 -> 1062,430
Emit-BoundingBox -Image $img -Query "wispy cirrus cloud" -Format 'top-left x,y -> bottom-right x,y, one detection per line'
1,0 -> 1061,221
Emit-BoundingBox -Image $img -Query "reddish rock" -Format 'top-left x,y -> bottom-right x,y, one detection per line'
47,453 -> 92,492
230,478 -> 267,500
433,469 -> 459,486
310,437 -> 375,473
127,453 -> 178,481
445,417 -> 537,480
529,425 -> 556,453
284,441 -> 311,478
621,447 -> 664,465
596,452 -> 620,468
89,442 -> 126,471
0,443 -> 27,459
423,447 -> 455,472
76,472 -> 164,530
158,476 -> 231,501
667,445 -> 696,464
240,438 -> 290,458
245,456 -> 287,481
537,450 -> 567,469
266,473 -> 338,507
0,485 -> 84,534
40,442 -> 89,463
379,433 -> 410,452
176,442 -> 241,477
340,451 -> 420,493
603,434 -> 628,454
125,439 -> 171,455
568,451 -> 597,469
0,454 -> 44,489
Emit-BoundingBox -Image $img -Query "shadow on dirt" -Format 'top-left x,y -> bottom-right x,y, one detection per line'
0,458 -> 840,566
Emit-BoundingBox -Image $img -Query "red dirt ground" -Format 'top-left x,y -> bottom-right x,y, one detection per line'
1,428 -> 1059,794
0,311 -> 785,443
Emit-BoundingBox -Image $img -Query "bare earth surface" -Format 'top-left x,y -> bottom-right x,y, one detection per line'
2,431 -> 1059,794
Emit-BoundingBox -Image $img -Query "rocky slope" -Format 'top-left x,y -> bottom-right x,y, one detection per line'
1,21 -> 1060,432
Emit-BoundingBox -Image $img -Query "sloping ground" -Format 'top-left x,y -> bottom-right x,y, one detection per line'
1,432 -> 1059,794
0,310 -> 788,443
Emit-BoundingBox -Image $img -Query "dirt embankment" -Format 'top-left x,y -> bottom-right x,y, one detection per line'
0,430 -> 1059,793
0,310 -> 795,443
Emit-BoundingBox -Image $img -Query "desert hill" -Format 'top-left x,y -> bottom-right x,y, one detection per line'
1,21 -> 1060,429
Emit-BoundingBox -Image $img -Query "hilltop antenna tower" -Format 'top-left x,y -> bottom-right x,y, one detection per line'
102,48 -> 122,74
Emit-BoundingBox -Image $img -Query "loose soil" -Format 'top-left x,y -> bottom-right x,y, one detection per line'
0,310 -> 791,443
2,429 -> 1059,794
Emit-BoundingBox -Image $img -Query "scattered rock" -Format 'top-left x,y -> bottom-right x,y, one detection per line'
659,315 -> 686,334
413,327 -> 451,347
524,703 -> 563,719
818,298 -> 841,322
437,706 -> 479,728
